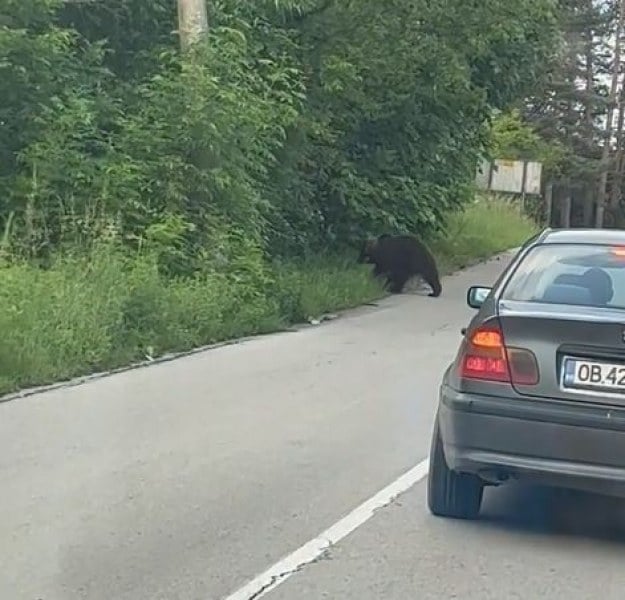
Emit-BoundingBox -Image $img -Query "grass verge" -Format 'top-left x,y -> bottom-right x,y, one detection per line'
429,194 -> 538,273
0,196 -> 537,396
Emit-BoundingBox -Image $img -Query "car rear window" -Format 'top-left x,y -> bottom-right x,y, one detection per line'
501,243 -> 625,309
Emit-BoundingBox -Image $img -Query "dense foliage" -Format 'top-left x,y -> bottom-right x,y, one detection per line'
1,0 -> 557,267
0,1 -> 554,392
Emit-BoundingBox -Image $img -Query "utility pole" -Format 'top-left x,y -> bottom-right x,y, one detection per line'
177,0 -> 209,51
595,0 -> 625,227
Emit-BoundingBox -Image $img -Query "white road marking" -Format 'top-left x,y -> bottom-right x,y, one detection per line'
222,458 -> 430,600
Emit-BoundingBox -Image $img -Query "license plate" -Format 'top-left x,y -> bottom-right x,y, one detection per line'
563,358 -> 625,393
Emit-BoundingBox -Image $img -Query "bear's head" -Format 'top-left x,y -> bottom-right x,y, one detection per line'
357,238 -> 378,264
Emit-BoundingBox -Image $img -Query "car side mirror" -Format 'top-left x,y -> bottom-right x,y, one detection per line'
467,286 -> 491,309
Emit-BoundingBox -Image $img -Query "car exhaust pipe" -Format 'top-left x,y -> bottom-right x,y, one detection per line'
479,469 -> 514,485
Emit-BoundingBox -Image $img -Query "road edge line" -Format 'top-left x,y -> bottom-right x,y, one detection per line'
222,458 -> 430,600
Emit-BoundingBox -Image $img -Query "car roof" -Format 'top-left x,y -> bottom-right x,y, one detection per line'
535,228 -> 625,246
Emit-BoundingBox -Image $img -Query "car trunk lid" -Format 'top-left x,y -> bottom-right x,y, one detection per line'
498,299 -> 625,406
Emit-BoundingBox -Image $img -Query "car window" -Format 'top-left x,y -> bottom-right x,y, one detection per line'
501,243 -> 625,309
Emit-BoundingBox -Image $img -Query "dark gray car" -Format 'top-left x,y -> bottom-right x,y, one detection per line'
428,228 -> 625,520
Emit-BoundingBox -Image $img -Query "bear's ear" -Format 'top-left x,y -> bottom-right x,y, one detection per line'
365,238 -> 378,252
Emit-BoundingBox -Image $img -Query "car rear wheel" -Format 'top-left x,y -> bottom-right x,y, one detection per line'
427,421 -> 483,520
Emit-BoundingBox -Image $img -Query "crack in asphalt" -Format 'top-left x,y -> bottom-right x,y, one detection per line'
246,546 -> 333,600
236,486 -> 410,600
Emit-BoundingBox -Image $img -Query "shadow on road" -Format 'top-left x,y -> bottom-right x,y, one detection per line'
477,483 -> 625,545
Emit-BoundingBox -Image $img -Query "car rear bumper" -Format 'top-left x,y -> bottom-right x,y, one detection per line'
439,385 -> 625,497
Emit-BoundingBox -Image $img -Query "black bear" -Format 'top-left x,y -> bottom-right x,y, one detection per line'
358,234 -> 442,296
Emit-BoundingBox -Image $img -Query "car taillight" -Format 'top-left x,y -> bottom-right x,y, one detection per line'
460,325 -> 510,382
611,247 -> 625,258
460,321 -> 539,385
506,347 -> 539,385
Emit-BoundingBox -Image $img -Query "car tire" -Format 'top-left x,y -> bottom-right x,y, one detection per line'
427,421 -> 483,520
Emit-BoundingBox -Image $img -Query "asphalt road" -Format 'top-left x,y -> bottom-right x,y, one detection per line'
4,251 -> 625,600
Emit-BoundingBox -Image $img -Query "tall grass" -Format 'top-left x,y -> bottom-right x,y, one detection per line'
273,258 -> 385,323
429,194 -> 538,273
0,197 -> 537,396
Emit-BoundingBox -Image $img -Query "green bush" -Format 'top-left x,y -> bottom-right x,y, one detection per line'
1,0 -> 557,263
0,198 -> 537,396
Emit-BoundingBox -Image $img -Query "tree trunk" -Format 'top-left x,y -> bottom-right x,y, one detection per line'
596,0 -> 625,227
584,1 -> 594,128
177,0 -> 208,50
561,183 -> 572,228
545,181 -> 554,227
582,184 -> 595,226
583,4 -> 598,224
609,82 -> 625,210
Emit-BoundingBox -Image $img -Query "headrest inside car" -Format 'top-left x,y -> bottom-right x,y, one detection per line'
541,283 -> 593,305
